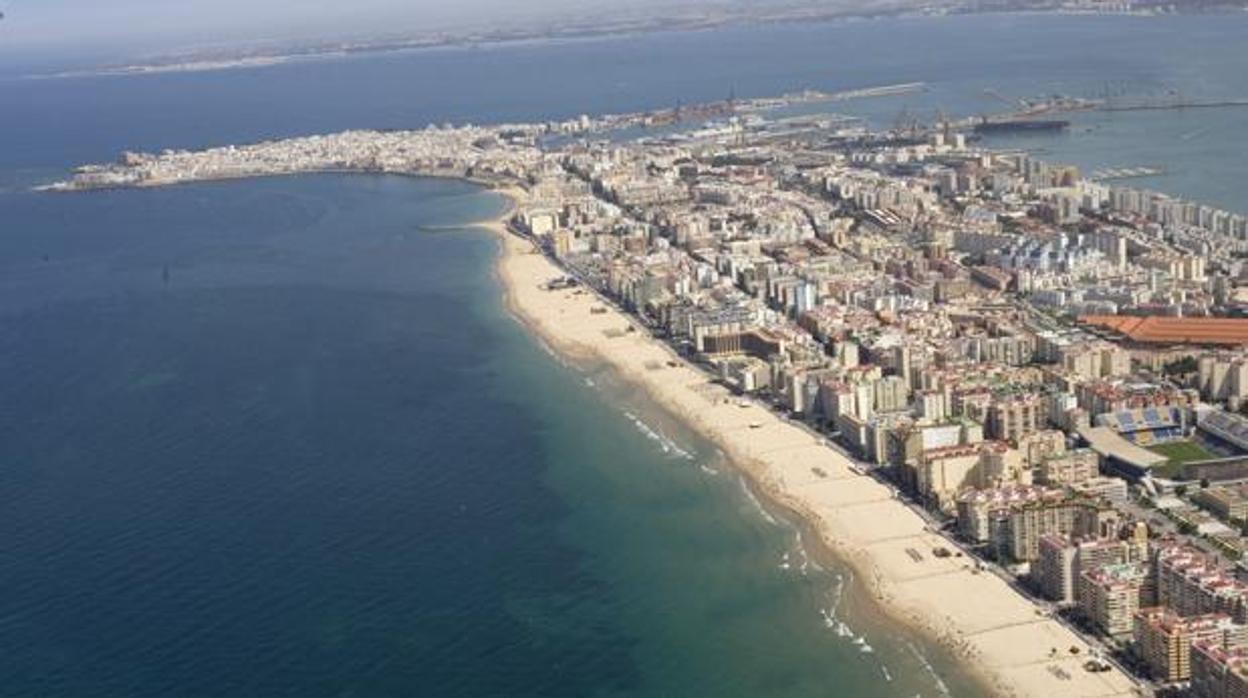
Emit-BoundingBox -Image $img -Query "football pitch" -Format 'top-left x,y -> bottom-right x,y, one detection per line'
1148,440 -> 1220,465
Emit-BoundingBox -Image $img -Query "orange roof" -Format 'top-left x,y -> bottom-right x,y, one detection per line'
1080,315 -> 1248,347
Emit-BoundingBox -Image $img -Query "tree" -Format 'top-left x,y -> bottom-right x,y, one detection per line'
1163,356 -> 1199,376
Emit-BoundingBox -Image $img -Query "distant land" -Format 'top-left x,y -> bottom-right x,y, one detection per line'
29,0 -> 1248,79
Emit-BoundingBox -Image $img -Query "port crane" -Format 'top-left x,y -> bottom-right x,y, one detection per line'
983,88 -> 1024,110
935,108 -> 954,144
891,106 -> 922,139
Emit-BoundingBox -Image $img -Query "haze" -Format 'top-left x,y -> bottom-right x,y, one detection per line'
0,0 -> 765,56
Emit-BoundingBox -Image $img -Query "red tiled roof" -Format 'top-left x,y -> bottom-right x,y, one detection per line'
1080,315 -> 1248,347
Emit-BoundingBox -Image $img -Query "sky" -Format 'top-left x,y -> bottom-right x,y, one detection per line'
0,0 -> 725,59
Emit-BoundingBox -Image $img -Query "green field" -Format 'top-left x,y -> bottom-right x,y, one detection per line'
1148,440 -> 1219,465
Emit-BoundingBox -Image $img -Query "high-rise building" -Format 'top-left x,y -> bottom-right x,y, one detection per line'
1037,449 -> 1099,487
958,488 -> 1118,562
918,441 -> 1027,514
1079,562 -> 1149,637
1035,535 -> 1147,605
873,374 -> 910,414
893,344 -> 914,389
1036,534 -> 1079,604
1007,496 -> 1119,563
1059,341 -> 1132,380
1156,545 -> 1248,622
1191,641 -> 1248,698
1134,608 -> 1246,683
986,393 -> 1048,444
959,485 -> 1056,549
1016,429 -> 1067,469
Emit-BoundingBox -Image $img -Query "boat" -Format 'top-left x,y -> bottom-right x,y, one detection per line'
973,119 -> 1070,134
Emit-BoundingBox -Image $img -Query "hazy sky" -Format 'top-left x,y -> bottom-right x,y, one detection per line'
0,0 -> 705,57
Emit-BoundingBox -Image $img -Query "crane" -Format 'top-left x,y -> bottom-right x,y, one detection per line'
983,88 -> 1024,109
936,107 -> 954,143
892,106 -> 921,139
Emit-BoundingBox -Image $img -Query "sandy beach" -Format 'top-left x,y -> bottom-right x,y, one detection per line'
480,189 -> 1141,698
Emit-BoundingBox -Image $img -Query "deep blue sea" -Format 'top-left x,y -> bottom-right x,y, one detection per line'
1,13 -> 1245,698
0,174 -> 970,697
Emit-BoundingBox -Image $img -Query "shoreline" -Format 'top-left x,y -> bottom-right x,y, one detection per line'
22,8 -> 1225,82
36,164 -> 1142,696
479,185 -> 1139,698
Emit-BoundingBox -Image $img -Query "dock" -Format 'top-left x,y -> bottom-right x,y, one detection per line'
1090,166 -> 1165,181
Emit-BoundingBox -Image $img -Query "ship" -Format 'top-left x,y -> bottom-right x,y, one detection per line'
973,118 -> 1070,134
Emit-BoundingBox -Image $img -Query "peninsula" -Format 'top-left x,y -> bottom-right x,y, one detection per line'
33,0 -> 1248,80
48,94 -> 1248,698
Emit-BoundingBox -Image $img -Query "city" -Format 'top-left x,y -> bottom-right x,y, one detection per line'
48,91 -> 1248,695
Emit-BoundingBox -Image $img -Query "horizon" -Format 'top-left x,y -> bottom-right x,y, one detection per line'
6,9 -> 1248,698
0,0 -> 780,60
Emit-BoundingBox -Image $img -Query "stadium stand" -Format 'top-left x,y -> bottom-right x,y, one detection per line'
1096,406 -> 1185,446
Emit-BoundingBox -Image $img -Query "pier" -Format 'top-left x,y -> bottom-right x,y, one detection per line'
1090,166 -> 1165,181
1097,97 -> 1248,113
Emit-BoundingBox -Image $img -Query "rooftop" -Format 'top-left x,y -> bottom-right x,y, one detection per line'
1078,426 -> 1168,470
1080,315 -> 1248,347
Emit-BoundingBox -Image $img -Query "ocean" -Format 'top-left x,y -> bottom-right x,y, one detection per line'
1,12 -> 1245,698
0,174 -> 972,697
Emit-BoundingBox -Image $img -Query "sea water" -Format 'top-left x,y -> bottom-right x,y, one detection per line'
3,13 -> 1246,697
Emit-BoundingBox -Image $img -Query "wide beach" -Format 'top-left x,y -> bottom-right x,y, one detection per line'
483,188 -> 1140,698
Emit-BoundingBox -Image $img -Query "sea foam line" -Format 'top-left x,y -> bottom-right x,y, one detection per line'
906,640 -> 953,698
737,475 -> 779,526
622,410 -> 695,460
790,529 -> 824,576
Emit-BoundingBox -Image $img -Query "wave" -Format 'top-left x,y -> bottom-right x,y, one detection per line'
819,603 -> 855,641
818,607 -> 845,634
534,336 -> 572,368
622,410 -> 695,461
821,586 -> 882,659
789,529 -> 824,576
827,571 -> 847,616
906,640 -> 952,697
737,475 -> 779,526
774,530 -> 816,577
1181,126 -> 1213,141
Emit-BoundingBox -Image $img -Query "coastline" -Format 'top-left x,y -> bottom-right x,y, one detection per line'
22,7 -> 1213,82
479,186 -> 1139,698
21,12 -> 1248,694
33,159 -> 1150,695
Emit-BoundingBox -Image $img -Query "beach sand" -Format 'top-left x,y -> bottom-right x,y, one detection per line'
481,190 -> 1141,698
